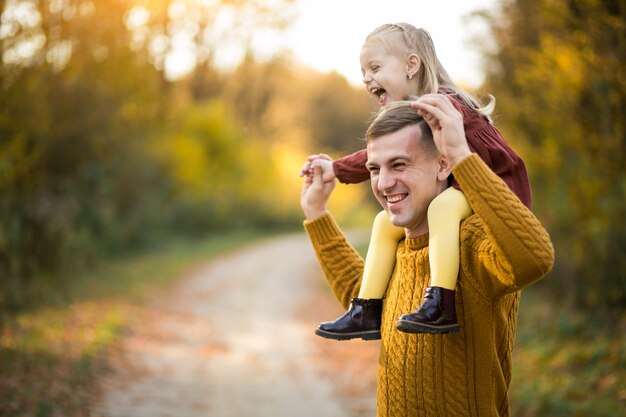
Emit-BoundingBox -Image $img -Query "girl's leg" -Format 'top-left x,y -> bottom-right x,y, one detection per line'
358,210 -> 405,298
428,187 -> 472,290
396,187 -> 472,334
316,210 -> 404,341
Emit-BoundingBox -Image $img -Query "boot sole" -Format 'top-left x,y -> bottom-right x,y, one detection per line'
315,328 -> 381,341
396,320 -> 460,334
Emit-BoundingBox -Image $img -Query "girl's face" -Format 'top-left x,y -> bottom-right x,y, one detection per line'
360,40 -> 416,107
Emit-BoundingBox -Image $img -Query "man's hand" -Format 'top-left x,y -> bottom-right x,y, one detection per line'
298,154 -> 336,183
411,94 -> 472,166
301,164 -> 336,220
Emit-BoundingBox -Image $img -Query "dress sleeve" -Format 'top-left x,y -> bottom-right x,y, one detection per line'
332,149 -> 370,184
447,96 -> 533,209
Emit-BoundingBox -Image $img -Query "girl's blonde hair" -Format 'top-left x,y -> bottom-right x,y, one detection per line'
365,23 -> 495,120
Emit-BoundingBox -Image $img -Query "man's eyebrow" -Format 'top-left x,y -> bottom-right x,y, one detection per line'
389,155 -> 411,164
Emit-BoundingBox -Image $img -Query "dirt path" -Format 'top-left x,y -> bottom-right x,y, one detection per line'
97,232 -> 378,417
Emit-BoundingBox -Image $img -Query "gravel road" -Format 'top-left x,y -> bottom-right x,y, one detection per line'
97,232 -> 378,417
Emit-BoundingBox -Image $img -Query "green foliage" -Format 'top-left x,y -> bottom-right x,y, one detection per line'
481,0 -> 626,309
0,1 -> 171,308
511,288 -> 626,416
0,0 -> 374,311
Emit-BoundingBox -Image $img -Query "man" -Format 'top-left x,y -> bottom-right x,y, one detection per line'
300,95 -> 554,417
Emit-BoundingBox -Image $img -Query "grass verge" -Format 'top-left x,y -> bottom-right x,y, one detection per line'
511,286 -> 626,417
0,230 -> 265,417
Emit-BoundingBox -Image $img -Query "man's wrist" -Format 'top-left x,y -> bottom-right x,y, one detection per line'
449,147 -> 473,167
304,207 -> 327,221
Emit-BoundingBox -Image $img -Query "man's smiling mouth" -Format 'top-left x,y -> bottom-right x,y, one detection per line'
385,193 -> 407,204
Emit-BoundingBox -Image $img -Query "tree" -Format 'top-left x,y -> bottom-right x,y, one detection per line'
0,0 -> 171,309
481,0 -> 626,309
0,0 -> 372,310
304,72 -> 375,154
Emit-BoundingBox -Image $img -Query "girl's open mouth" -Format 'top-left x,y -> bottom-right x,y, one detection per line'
370,87 -> 388,106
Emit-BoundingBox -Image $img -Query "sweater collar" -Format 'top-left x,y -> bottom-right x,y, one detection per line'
404,234 -> 429,250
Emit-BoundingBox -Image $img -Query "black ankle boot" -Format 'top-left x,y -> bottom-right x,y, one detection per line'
396,287 -> 459,334
315,298 -> 383,341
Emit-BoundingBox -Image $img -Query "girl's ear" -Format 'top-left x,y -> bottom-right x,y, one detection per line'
407,54 -> 421,79
437,155 -> 452,182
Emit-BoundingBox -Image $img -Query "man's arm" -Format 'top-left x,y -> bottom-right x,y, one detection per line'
300,165 -> 364,308
413,95 -> 554,293
454,155 -> 554,293
303,214 -> 364,309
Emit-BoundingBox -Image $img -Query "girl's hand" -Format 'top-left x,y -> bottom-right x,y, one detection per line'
298,154 -> 335,182
301,164 -> 336,220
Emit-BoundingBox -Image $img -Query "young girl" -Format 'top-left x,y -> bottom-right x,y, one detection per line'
303,23 -> 532,340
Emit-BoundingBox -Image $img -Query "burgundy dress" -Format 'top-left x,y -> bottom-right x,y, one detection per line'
332,91 -> 532,209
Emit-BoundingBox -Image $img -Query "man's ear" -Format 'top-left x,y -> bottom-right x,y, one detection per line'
437,155 -> 453,181
407,54 -> 421,79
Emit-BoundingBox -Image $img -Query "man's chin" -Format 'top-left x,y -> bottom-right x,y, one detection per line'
381,206 -> 407,228
386,212 -> 404,228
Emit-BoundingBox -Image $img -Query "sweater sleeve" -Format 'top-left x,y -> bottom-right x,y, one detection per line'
303,213 -> 364,309
453,154 -> 554,296
332,149 -> 370,184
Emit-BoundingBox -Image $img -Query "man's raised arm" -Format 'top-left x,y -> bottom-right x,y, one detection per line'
413,94 -> 554,293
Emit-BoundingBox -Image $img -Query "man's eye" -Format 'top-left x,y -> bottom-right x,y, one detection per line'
393,163 -> 406,169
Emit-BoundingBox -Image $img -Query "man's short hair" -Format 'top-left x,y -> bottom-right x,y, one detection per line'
366,101 -> 437,155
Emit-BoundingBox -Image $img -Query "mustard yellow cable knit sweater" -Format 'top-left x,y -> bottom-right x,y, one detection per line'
304,154 -> 554,417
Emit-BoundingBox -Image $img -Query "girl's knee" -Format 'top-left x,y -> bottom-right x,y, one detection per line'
428,188 -> 471,221
373,210 -> 389,226
372,210 -> 404,238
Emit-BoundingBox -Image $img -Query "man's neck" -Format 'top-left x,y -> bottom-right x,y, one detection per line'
405,225 -> 428,239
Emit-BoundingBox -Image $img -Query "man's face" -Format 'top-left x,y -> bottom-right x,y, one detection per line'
366,125 -> 447,238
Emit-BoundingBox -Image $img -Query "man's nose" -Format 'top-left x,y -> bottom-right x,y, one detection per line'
376,169 -> 395,192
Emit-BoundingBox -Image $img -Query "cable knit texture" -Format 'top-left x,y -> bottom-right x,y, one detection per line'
304,155 -> 554,417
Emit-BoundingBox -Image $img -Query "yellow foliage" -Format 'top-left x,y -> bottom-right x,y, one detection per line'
169,134 -> 212,198
270,142 -> 377,226
328,182 -> 374,226
271,143 -> 309,215
541,34 -> 584,90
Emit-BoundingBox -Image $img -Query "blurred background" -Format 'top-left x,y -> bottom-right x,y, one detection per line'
0,0 -> 624,416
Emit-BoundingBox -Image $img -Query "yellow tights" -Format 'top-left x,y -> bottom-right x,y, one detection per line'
357,187 -> 472,299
